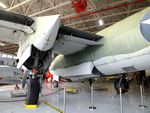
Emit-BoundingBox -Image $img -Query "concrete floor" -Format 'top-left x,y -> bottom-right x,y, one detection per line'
0,82 -> 150,113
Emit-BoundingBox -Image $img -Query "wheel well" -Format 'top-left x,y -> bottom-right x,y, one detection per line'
92,66 -> 104,76
23,45 -> 51,73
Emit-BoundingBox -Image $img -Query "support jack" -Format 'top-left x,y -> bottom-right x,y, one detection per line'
64,87 -> 66,113
89,83 -> 96,110
119,87 -> 123,113
139,85 -> 147,109
119,78 -> 123,113
138,72 -> 148,109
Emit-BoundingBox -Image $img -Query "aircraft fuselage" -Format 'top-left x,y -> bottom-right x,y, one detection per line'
50,7 -> 150,77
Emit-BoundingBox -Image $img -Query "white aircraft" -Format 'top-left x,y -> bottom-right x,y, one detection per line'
0,7 -> 150,105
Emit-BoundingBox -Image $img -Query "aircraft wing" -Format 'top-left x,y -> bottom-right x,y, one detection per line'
0,10 -> 34,44
0,9 -> 102,56
53,26 -> 103,55
0,10 -> 102,70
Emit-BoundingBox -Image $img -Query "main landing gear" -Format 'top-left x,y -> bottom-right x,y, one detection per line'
114,76 -> 129,94
24,49 -> 52,105
26,77 -> 40,105
25,68 -> 42,105
53,80 -> 59,88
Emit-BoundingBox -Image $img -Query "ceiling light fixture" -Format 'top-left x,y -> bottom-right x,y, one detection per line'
0,42 -> 5,46
98,19 -> 104,26
0,2 -> 7,8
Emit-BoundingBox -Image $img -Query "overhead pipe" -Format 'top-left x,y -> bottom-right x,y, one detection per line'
66,7 -> 145,26
61,0 -> 145,22
29,1 -> 71,17
62,0 -> 130,19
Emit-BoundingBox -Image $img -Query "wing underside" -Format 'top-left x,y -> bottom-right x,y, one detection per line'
53,26 -> 103,55
0,10 -> 34,44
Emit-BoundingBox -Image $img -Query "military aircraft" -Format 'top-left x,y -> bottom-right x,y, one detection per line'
0,7 -> 150,105
0,57 -> 22,85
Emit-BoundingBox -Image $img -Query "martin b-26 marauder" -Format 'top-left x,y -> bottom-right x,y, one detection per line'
0,7 -> 150,105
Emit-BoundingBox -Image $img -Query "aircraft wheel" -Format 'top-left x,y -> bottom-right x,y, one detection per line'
26,78 -> 40,105
53,80 -> 59,88
114,78 -> 129,94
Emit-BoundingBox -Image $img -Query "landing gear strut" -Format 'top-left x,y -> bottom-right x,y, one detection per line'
89,78 -> 96,110
24,49 -> 52,105
25,51 -> 41,105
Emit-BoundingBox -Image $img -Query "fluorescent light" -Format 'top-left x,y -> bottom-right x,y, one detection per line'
13,56 -> 17,59
142,19 -> 150,25
0,2 -> 7,8
2,53 -> 7,58
98,19 -> 104,26
0,42 -> 5,46
7,55 -> 12,58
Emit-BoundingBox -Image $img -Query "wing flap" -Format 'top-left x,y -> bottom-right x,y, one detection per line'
53,26 -> 103,55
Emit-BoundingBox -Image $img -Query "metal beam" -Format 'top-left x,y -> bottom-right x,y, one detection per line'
17,0 -> 25,14
61,0 -> 145,22
6,0 -> 32,11
46,0 -> 63,16
29,1 -> 71,17
25,0 -> 33,15
10,0 -> 16,7
61,0 -> 130,20
88,0 -> 99,18
29,0 -> 131,17
0,47 -> 18,51
79,22 -> 114,31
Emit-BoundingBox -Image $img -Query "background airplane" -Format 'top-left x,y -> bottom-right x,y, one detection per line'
0,7 -> 149,105
0,57 -> 22,85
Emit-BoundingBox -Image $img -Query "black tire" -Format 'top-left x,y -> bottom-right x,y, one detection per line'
89,78 -> 95,86
114,78 -> 129,94
53,80 -> 59,88
26,78 -> 40,105
66,79 -> 72,82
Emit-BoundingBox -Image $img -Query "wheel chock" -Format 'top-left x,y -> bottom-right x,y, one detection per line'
25,104 -> 38,109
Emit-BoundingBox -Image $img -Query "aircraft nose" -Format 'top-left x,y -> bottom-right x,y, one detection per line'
140,11 -> 150,42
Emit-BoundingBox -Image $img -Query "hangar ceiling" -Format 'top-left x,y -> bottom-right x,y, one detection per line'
0,0 -> 149,55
